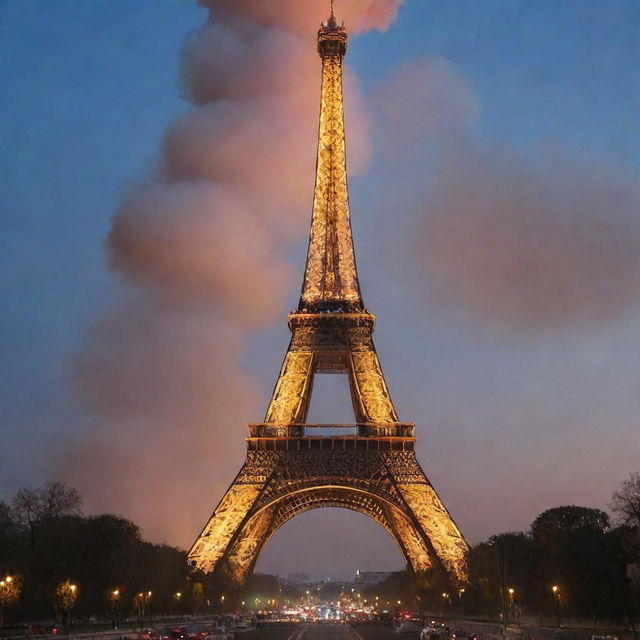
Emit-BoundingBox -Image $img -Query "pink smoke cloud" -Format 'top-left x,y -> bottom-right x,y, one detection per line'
418,150 -> 640,329
67,300 -> 255,544
109,181 -> 293,325
66,0 -> 397,546
197,0 -> 402,36
373,57 -> 640,330
373,56 -> 480,146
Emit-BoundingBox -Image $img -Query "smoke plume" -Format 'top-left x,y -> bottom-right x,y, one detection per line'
419,149 -> 640,329
65,0 -> 403,546
372,57 -> 640,331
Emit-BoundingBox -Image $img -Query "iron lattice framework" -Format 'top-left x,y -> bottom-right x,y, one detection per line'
188,8 -> 469,595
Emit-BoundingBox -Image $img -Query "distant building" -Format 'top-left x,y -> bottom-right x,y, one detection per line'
354,570 -> 392,586
284,572 -> 312,587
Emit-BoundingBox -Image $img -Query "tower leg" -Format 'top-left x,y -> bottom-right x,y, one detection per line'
382,454 -> 468,583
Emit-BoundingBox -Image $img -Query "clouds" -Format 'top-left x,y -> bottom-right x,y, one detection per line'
373,56 -> 480,146
371,56 -> 640,331
196,0 -> 402,36
109,181 -> 292,324
418,149 -> 640,329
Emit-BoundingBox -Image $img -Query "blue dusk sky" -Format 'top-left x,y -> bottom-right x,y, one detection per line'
1,0 -> 639,580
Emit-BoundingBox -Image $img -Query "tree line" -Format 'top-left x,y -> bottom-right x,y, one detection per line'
0,481 -> 196,625
367,473 -> 639,629
1,474 -> 638,628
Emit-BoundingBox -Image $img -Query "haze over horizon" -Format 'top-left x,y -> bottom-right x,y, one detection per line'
1,0 -> 639,581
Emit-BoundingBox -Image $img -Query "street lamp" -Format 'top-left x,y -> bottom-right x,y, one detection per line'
109,589 -> 121,629
504,587 -> 515,626
551,586 -> 561,627
56,581 -> 78,637
0,575 -> 22,630
441,593 -> 450,615
146,591 -> 153,623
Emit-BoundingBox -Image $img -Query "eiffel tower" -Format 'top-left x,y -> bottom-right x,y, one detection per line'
188,5 -> 468,595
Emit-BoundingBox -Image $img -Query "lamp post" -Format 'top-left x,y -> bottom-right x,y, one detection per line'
109,589 -> 121,629
136,593 -> 143,625
441,593 -> 450,616
174,592 -> 182,619
505,588 -> 515,626
146,591 -> 153,624
134,592 -> 150,626
0,575 -> 22,630
56,582 -> 78,638
551,586 -> 561,627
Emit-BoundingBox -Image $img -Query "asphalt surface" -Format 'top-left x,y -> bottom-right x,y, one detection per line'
296,624 -> 354,640
262,623 -> 397,640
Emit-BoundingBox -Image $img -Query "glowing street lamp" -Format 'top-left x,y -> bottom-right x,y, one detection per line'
146,591 -> 153,623
0,575 -> 22,629
109,589 -> 121,629
503,587 -> 515,626
551,585 -> 561,627
56,581 -> 78,637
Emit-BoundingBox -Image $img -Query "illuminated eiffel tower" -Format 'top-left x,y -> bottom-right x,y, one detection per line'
188,4 -> 468,596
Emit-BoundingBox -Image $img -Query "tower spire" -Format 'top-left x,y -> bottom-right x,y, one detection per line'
298,5 -> 362,312
329,0 -> 337,27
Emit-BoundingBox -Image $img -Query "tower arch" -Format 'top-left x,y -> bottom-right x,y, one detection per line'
212,483 -> 435,591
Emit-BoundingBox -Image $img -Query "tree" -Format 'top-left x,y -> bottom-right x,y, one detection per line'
531,506 -> 610,542
467,532 -> 534,616
611,473 -> 640,529
11,481 -> 82,532
531,506 -> 611,618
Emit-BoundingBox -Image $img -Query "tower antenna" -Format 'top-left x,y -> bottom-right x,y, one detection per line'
328,0 -> 337,28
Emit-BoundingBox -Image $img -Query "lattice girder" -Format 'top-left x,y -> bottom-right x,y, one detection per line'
300,17 -> 362,312
263,316 -> 399,432
189,451 -> 468,586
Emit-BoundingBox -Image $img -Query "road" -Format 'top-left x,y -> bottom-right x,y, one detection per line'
247,623 -> 396,640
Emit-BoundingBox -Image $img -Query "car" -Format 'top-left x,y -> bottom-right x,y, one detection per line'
207,627 -> 234,640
